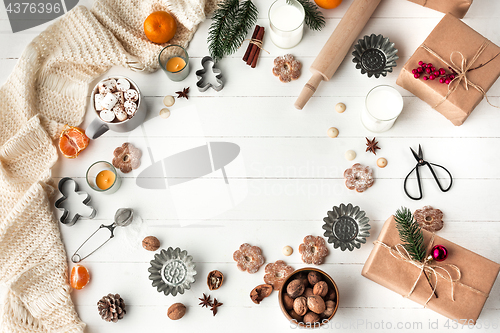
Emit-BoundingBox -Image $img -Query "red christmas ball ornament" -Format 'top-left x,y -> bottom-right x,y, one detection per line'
431,245 -> 448,262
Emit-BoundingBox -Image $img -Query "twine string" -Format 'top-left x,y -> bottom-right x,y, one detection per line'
420,42 -> 500,109
373,238 -> 488,307
241,38 -> 270,54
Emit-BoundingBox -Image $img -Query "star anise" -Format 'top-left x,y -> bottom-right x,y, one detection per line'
365,137 -> 380,155
199,293 -> 212,308
210,298 -> 223,316
176,87 -> 189,99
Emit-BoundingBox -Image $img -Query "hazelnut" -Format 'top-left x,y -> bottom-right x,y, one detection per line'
303,312 -> 321,325
313,281 -> 328,298
307,271 -> 322,286
167,303 -> 186,320
322,300 -> 336,318
287,279 -> 305,298
326,288 -> 337,302
142,236 -> 160,251
307,295 -> 326,314
303,288 -> 314,298
283,294 -> 294,310
293,297 -> 308,316
289,310 -> 303,322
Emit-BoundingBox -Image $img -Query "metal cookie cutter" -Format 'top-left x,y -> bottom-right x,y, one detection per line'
55,177 -> 97,226
195,56 -> 224,92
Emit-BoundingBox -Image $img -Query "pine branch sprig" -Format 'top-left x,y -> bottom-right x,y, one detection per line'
394,207 -> 426,262
208,0 -> 240,62
224,0 -> 258,57
288,0 -> 325,31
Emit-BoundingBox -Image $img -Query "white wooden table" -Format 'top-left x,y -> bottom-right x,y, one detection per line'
1,1 -> 500,332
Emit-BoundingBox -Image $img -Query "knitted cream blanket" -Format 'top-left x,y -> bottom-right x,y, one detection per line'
0,0 -> 217,332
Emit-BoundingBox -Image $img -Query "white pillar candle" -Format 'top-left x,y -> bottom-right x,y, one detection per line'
269,0 -> 305,49
361,85 -> 404,132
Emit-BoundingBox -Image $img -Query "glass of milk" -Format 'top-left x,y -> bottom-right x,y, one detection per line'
361,85 -> 404,132
269,0 -> 305,49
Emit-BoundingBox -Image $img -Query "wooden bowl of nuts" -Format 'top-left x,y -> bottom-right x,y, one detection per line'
278,267 -> 339,328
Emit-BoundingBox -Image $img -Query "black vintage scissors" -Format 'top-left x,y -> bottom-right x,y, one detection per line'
404,145 -> 453,200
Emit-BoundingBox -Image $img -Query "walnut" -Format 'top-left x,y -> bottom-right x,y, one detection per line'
207,270 -> 224,290
250,284 -> 273,304
263,260 -> 294,290
322,300 -> 336,318
293,296 -> 308,316
313,281 -> 328,298
307,295 -> 326,314
286,279 -> 305,298
326,288 -> 337,302
297,272 -> 310,288
283,294 -> 294,310
307,271 -> 322,286
142,236 -> 160,251
289,310 -> 303,322
303,288 -> 314,298
167,303 -> 186,320
303,312 -> 321,325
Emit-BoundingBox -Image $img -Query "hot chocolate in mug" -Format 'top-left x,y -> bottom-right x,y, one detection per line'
86,76 -> 147,139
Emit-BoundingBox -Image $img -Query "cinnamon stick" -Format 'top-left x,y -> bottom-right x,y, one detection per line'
251,27 -> 265,68
246,26 -> 264,66
243,25 -> 260,62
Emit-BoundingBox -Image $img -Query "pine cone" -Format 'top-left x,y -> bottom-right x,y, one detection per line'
97,293 -> 126,323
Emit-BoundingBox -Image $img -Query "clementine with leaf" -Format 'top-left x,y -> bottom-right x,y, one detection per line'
144,11 -> 177,44
59,126 -> 89,159
314,0 -> 343,9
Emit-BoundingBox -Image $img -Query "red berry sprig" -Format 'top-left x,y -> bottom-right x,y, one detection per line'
411,61 -> 456,84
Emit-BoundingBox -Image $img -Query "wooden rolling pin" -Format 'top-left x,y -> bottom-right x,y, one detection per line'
294,0 -> 382,110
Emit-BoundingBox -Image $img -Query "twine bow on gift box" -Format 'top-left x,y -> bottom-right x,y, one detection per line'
421,42 -> 500,109
374,236 -> 489,306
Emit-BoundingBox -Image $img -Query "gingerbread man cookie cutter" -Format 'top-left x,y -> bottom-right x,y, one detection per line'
54,177 -> 97,226
195,56 -> 224,92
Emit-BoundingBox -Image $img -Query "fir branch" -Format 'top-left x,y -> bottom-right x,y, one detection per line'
394,207 -> 426,262
208,0 -> 240,62
224,0 -> 258,57
288,0 -> 325,31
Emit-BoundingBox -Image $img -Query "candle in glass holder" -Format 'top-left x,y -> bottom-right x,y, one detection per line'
86,161 -> 121,194
269,0 -> 305,49
361,85 -> 404,132
159,45 -> 190,82
166,56 -> 186,72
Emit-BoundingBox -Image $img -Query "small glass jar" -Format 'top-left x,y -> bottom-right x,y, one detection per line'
158,45 -> 190,81
86,161 -> 121,194
361,85 -> 404,132
269,0 -> 305,49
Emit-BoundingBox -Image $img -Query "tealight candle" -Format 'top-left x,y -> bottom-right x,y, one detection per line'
269,0 -> 305,49
361,85 -> 404,132
86,161 -> 121,194
159,45 -> 190,82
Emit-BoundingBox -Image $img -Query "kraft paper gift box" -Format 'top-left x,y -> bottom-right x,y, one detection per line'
362,216 -> 500,323
397,14 -> 500,126
407,0 -> 472,18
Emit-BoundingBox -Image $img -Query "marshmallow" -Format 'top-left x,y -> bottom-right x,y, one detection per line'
125,89 -> 139,102
114,91 -> 125,106
99,109 -> 116,122
101,93 -> 118,110
124,100 -> 137,116
98,79 -> 117,94
115,109 -> 128,122
94,94 -> 104,111
116,78 -> 131,91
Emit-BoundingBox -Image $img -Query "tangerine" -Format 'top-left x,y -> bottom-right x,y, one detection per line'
314,0 -> 343,9
144,11 -> 177,44
58,126 -> 89,159
70,265 -> 90,290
